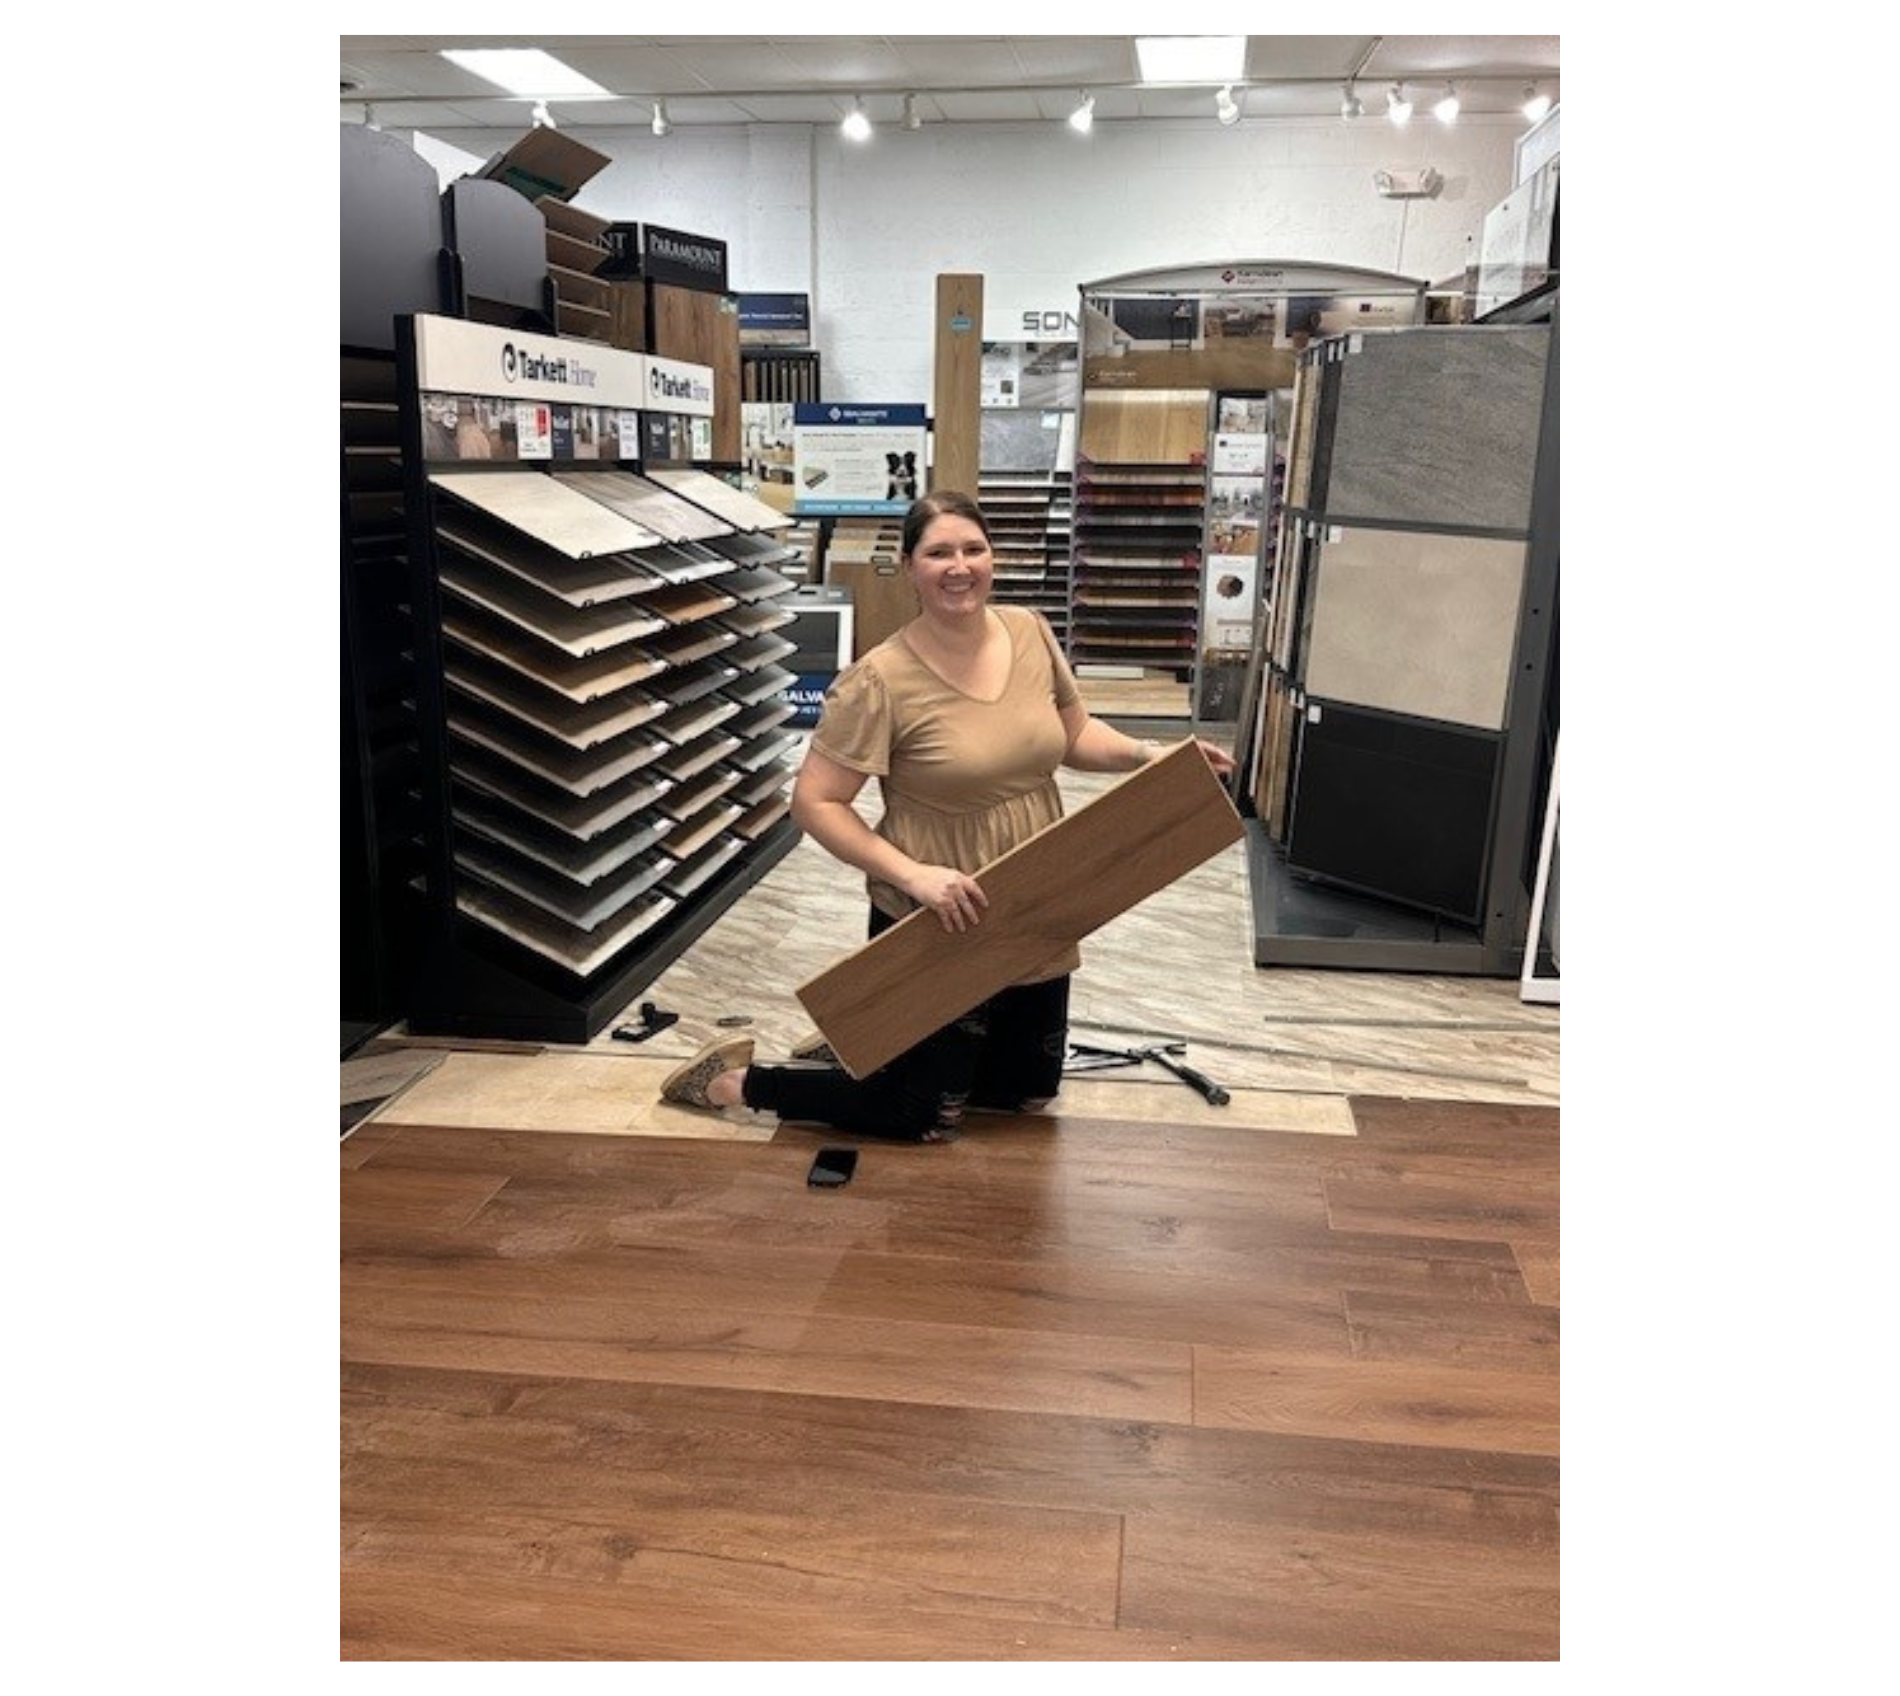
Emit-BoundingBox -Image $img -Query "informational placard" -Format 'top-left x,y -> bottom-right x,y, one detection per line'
738,292 -> 813,347
792,403 -> 929,516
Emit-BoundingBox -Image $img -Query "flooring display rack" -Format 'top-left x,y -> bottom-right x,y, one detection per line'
394,311 -> 804,1041
1243,304 -> 1560,975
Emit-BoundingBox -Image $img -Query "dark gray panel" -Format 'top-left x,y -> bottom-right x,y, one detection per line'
1324,328 -> 1548,533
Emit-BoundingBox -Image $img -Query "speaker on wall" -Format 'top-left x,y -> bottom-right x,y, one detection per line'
1284,700 -> 1502,925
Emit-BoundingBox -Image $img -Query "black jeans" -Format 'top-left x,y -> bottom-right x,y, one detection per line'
742,906 -> 1072,1141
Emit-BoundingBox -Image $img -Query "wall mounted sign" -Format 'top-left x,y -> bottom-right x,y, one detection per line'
792,403 -> 929,516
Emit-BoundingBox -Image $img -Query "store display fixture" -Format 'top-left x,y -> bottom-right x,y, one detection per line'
978,409 -> 1075,646
394,313 -> 803,1040
1246,310 -> 1559,972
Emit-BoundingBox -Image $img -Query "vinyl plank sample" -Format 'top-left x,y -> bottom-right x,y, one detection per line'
1302,527 -> 1529,731
798,743 -> 1244,1077
454,785 -> 677,881
450,745 -> 675,841
456,880 -> 676,977
552,470 -> 734,544
455,836 -> 672,929
1076,391 -> 1210,465
448,706 -> 668,797
439,557 -> 669,656
648,467 -> 794,532
438,514 -> 665,606
442,602 -> 666,699
430,470 -> 663,556
1324,327 -> 1549,533
444,647 -> 666,747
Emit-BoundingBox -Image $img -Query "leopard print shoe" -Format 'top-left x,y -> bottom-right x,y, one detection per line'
659,1036 -> 755,1110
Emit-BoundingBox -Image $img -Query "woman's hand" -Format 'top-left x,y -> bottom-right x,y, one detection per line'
905,864 -> 989,932
1193,738 -> 1237,779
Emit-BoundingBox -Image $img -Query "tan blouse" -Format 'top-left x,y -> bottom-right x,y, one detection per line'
811,605 -> 1084,980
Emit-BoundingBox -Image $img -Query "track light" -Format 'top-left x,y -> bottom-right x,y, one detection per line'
1215,85 -> 1240,126
363,102 -> 380,131
1068,92 -> 1095,133
902,92 -> 922,131
1433,84 -> 1460,125
1339,82 -> 1362,121
842,99 -> 871,141
530,99 -> 555,130
1522,83 -> 1552,123
1386,83 -> 1412,126
650,99 -> 670,137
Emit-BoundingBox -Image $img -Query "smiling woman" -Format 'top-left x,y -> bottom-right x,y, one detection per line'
656,488 -> 1235,1143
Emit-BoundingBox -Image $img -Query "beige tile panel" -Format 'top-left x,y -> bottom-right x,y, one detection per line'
1303,527 -> 1529,731
430,470 -> 662,557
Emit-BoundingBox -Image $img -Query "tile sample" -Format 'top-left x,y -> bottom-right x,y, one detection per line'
1303,527 -> 1529,731
648,467 -> 794,532
1323,327 -> 1549,533
430,470 -> 664,556
553,469 -> 733,543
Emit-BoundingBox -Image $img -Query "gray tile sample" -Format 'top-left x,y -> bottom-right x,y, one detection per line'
431,470 -> 664,556
553,470 -> 734,544
648,467 -> 794,531
1303,526 -> 1528,731
1323,327 -> 1549,534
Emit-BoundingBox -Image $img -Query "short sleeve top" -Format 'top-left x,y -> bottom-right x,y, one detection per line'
810,605 -> 1083,979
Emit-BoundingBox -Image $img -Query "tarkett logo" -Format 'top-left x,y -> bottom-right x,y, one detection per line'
650,366 -> 709,404
501,342 -> 598,388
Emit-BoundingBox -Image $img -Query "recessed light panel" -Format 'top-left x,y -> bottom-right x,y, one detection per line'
440,49 -> 611,98
1135,37 -> 1245,84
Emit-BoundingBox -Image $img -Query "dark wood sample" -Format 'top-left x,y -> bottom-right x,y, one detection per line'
453,784 -> 678,882
648,656 -> 742,707
732,794 -> 792,840
654,764 -> 745,821
659,833 -> 748,898
644,624 -> 740,671
650,695 -> 742,748
720,664 -> 795,707
714,601 -> 796,639
659,804 -> 747,865
448,701 -> 668,797
726,633 -> 799,673
655,732 -> 744,785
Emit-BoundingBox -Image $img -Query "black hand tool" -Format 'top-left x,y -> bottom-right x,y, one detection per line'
1066,1040 -> 1231,1106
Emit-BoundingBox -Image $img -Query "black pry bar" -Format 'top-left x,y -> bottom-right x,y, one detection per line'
1066,1041 -> 1230,1106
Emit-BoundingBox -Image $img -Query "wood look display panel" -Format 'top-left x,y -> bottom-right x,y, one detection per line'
932,273 -> 984,496
1076,390 -> 1210,465
797,744 -> 1243,1077
650,283 -> 741,463
430,470 -> 663,557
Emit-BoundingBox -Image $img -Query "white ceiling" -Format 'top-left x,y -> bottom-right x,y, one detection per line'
340,35 -> 1560,131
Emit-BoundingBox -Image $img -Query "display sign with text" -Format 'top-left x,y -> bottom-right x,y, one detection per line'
792,403 -> 929,516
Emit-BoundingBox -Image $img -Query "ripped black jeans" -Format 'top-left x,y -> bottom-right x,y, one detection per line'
741,907 -> 1071,1141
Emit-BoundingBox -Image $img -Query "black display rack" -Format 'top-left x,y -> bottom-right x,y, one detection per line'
1246,304 -> 1560,976
393,313 -> 804,1041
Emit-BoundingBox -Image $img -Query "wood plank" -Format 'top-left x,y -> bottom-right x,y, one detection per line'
1192,1349 -> 1559,1455
1344,1290 -> 1560,1374
932,272 -> 984,495
338,1167 -> 508,1234
797,742 -> 1243,1076
1119,1515 -> 1557,1659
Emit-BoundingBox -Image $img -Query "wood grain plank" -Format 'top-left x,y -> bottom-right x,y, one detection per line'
798,742 -> 1244,1076
342,1366 -> 1559,1547
1120,1515 -> 1557,1660
1344,1290 -> 1560,1374
337,1167 -> 508,1233
1193,1348 -> 1559,1455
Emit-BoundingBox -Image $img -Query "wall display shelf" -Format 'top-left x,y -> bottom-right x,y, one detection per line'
978,408 -> 1075,644
1244,312 -> 1559,975
395,313 -> 804,1041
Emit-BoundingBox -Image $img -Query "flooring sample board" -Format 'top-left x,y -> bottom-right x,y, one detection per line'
720,664 -> 795,706
612,541 -> 734,586
733,795 -> 791,841
661,805 -> 747,865
1303,527 -> 1529,731
440,557 -> 668,655
649,467 -> 794,532
639,581 -> 740,627
454,785 -> 676,882
716,602 -> 796,638
444,647 -> 665,747
449,705 -> 667,796
1076,391 -> 1209,465
798,743 -> 1244,1078
457,880 -> 675,978
438,514 -> 666,606
1285,701 -> 1502,924
430,470 -> 663,556
1323,327 -> 1550,534
727,634 -> 799,672
552,470 -> 733,544
442,603 -> 666,699
450,744 -> 675,840
456,836 -> 672,929
933,273 -> 984,496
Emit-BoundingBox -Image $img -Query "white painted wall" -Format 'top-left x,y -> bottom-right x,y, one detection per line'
416,114 -> 1525,404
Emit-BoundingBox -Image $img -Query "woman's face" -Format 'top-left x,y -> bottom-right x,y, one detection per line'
905,513 -> 993,623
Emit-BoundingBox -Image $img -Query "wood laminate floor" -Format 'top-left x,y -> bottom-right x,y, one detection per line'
342,704 -> 1560,1661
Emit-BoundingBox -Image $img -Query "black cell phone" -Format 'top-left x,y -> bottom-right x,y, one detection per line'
807,1147 -> 858,1188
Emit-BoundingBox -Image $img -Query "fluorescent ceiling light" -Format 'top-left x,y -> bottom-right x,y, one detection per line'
439,49 -> 611,99
1135,37 -> 1245,84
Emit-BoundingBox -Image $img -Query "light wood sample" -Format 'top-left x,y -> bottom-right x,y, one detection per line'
1076,390 -> 1210,465
430,471 -> 663,557
797,743 -> 1244,1077
648,468 -> 794,531
553,470 -> 733,544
